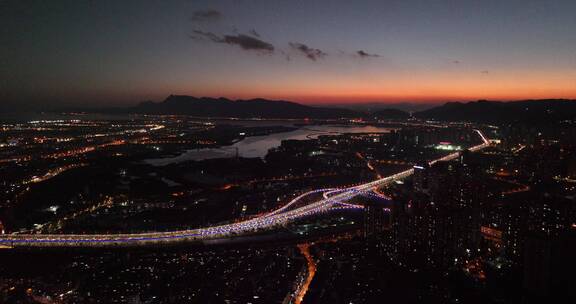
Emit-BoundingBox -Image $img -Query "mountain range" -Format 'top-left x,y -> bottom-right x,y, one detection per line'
4,95 -> 574,124
128,95 -> 357,119
124,95 -> 576,124
414,99 -> 576,123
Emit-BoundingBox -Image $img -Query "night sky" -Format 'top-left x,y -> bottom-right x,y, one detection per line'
2,0 -> 576,107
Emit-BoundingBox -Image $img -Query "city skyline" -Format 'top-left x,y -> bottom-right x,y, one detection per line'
2,2 -> 576,303
2,0 -> 576,108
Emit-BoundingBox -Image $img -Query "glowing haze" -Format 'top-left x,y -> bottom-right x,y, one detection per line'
2,0 -> 576,107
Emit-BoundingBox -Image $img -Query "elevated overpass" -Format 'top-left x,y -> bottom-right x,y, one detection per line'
0,130 -> 490,248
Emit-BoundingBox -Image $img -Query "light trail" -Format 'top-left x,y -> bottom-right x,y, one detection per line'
0,129 -> 490,248
294,244 -> 316,304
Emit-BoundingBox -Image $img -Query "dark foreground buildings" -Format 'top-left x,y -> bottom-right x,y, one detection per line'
370,144 -> 576,303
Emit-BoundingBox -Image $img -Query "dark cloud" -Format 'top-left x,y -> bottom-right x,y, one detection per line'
191,30 -> 274,52
289,43 -> 327,61
452,60 -> 461,64
223,34 -> 274,51
357,50 -> 380,58
481,70 -> 490,74
191,9 -> 222,22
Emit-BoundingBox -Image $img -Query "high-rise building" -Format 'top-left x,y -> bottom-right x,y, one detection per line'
412,163 -> 430,193
363,201 -> 390,239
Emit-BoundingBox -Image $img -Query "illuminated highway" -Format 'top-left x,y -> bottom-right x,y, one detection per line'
0,130 -> 490,248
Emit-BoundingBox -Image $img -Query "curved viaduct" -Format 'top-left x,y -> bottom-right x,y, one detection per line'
0,130 -> 490,248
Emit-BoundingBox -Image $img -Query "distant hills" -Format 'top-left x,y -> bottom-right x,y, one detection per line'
372,108 -> 411,120
321,102 -> 437,112
4,95 -> 574,124
125,96 -> 576,124
415,99 -> 576,123
127,95 -> 357,119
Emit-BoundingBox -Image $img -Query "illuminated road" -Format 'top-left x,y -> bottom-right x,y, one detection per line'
0,129 -> 490,248
294,244 -> 316,304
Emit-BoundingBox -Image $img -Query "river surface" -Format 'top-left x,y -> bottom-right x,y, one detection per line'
145,125 -> 393,166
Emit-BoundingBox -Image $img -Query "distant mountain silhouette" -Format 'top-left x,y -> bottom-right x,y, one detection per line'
322,102 -> 437,112
6,96 -> 574,125
119,97 -> 576,123
128,95 -> 358,119
372,108 -> 411,119
415,99 -> 576,123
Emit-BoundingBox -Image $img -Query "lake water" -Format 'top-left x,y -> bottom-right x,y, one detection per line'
145,125 -> 393,166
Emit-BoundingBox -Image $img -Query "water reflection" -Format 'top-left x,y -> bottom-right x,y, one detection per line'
145,125 -> 392,166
